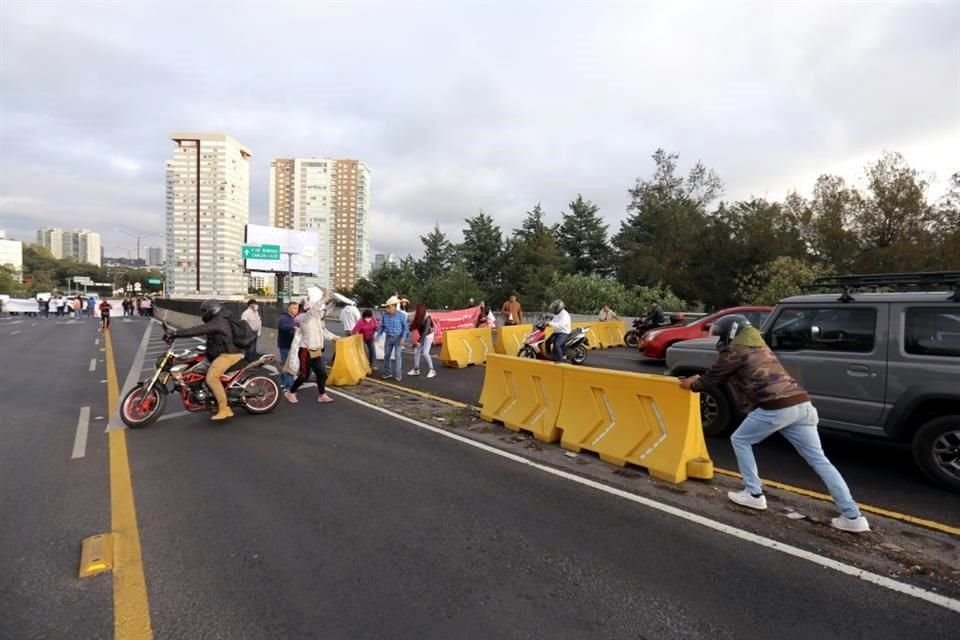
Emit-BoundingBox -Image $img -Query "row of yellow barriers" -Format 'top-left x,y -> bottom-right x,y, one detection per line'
439,327 -> 496,368
493,321 -> 626,357
479,354 -> 713,484
326,334 -> 373,386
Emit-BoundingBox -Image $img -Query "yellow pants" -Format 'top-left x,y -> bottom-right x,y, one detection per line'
206,353 -> 244,411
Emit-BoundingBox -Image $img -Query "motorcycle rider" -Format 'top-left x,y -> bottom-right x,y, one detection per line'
546,299 -> 571,362
646,301 -> 665,327
164,299 -> 243,421
680,315 -> 869,533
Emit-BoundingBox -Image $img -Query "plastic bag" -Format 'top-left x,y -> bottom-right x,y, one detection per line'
284,330 -> 302,376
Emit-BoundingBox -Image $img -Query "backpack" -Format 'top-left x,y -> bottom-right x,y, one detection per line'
229,317 -> 258,348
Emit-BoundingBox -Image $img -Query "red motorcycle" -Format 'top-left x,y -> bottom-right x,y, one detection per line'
517,320 -> 589,365
120,323 -> 281,428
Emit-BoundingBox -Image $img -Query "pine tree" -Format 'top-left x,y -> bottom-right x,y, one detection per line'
461,210 -> 503,297
416,225 -> 454,281
558,194 -> 611,276
503,203 -> 570,310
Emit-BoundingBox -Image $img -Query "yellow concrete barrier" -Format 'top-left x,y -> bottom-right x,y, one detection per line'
596,321 -> 627,348
495,324 -> 533,356
327,334 -> 370,386
439,327 -> 495,368
479,354 -> 564,442
556,366 -> 713,483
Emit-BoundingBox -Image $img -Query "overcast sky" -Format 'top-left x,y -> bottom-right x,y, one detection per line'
1,0 -> 957,260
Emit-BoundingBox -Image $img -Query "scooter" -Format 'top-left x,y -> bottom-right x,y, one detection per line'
518,320 -> 589,365
119,322 -> 281,428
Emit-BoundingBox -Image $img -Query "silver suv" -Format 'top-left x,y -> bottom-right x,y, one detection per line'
666,273 -> 960,492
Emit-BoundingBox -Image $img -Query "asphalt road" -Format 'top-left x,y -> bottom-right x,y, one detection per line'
1,315 -> 957,639
366,338 -> 960,528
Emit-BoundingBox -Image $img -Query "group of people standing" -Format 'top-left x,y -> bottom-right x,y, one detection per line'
121,297 -> 153,317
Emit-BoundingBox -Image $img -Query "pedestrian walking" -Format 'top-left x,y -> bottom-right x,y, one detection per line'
38,297 -> 49,318
285,287 -> 338,404
240,299 -> 262,362
501,295 -> 522,326
598,305 -> 619,322
86,297 -> 96,318
99,299 -> 113,331
340,298 -> 361,336
680,315 -> 870,533
407,303 -> 437,379
56,295 -> 66,318
277,302 -> 299,391
142,297 -> 153,317
73,296 -> 83,319
353,309 -> 379,371
377,296 -> 409,381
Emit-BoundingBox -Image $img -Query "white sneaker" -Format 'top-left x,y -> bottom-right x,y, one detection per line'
728,490 -> 768,511
407,369 -> 420,376
426,370 -> 436,378
831,516 -> 870,533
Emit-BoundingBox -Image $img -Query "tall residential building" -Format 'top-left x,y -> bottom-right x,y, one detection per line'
166,132 -> 251,296
36,227 -> 64,259
269,157 -> 371,291
62,229 -> 101,266
146,246 -> 164,267
373,253 -> 397,271
0,237 -> 23,280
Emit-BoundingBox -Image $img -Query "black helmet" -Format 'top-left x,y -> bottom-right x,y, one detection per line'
670,312 -> 686,324
711,314 -> 750,348
550,299 -> 565,314
200,299 -> 223,322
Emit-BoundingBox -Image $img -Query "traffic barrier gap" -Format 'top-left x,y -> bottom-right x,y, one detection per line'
439,327 -> 495,368
479,354 -> 713,484
327,334 -> 372,386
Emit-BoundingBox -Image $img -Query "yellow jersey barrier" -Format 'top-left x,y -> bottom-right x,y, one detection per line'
326,334 -> 372,386
495,324 -> 532,356
595,321 -> 627,348
479,354 -> 563,442
479,355 -> 713,483
439,327 -> 495,368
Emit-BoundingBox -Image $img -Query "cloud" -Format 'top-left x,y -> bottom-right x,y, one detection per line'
1,0 -> 957,260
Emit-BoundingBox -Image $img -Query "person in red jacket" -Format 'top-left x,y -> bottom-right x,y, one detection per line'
353,309 -> 379,371
98,299 -> 113,331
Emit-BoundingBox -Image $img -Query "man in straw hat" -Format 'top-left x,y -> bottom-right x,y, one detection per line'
377,295 -> 410,381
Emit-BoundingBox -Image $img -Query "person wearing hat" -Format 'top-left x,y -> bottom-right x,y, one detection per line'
377,295 -> 410,381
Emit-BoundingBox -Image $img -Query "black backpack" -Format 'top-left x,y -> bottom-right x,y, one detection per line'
229,317 -> 258,348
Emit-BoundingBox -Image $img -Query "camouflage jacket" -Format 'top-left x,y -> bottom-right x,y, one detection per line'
690,327 -> 810,411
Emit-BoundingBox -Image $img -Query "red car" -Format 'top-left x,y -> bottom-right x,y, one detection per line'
638,305 -> 773,360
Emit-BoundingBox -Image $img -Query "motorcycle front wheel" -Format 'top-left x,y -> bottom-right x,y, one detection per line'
518,345 -> 538,359
568,344 -> 588,365
625,330 -> 639,348
240,375 -> 281,414
121,384 -> 167,428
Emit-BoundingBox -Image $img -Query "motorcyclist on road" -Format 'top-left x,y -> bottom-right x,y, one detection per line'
164,299 -> 243,421
645,301 -> 665,327
546,299 -> 571,363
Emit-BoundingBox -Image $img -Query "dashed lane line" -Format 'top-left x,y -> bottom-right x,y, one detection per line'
89,358 -> 97,372
71,407 -> 90,459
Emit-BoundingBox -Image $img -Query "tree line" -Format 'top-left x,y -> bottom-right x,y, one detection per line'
346,149 -> 959,314
0,245 -> 164,297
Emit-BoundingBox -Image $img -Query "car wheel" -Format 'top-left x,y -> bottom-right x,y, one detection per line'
912,416 -> 960,493
700,385 -> 732,437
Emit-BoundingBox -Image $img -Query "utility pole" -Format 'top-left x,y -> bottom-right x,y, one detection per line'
280,250 -> 299,304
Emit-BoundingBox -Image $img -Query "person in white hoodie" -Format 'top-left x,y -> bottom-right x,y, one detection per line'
547,299 -> 571,363
285,287 -> 339,404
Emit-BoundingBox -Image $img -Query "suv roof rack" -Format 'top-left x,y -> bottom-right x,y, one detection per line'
801,271 -> 960,303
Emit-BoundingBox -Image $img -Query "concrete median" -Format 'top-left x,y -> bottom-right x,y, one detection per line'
439,327 -> 495,368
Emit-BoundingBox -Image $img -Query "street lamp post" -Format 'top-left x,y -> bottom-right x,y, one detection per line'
280,251 -> 298,304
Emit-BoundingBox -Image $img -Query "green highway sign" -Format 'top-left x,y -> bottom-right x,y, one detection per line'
242,244 -> 282,260
147,278 -> 162,285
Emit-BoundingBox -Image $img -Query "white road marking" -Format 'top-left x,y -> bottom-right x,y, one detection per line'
71,406 -> 91,459
107,322 -> 154,432
31,322 -> 38,327
95,338 -> 100,345
157,410 -> 193,423
89,358 -> 97,372
10,330 -> 20,335
329,389 -> 960,614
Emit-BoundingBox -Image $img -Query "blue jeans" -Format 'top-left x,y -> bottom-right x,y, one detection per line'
731,402 -> 861,519
364,339 -> 376,370
383,335 -> 403,379
551,332 -> 569,362
278,347 -> 292,390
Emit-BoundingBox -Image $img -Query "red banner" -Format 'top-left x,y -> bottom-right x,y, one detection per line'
424,306 -> 482,345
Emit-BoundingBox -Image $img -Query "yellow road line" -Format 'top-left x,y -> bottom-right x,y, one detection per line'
105,331 -> 154,639
713,468 -> 960,536
362,378 -> 960,537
